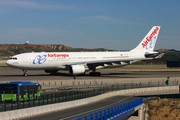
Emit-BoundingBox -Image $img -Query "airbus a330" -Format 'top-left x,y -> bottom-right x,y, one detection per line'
6,26 -> 163,76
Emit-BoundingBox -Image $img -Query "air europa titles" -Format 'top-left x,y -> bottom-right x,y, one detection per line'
48,54 -> 69,58
33,54 -> 69,64
142,27 -> 159,48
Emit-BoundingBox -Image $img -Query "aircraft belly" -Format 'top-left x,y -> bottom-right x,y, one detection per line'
96,64 -> 122,69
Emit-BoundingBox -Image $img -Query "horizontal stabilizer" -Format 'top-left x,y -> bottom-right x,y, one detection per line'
154,53 -> 165,59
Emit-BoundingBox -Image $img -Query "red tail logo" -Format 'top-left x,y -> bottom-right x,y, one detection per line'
142,27 -> 159,48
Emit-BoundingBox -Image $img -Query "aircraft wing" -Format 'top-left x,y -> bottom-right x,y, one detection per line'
65,57 -> 153,66
65,53 -> 164,68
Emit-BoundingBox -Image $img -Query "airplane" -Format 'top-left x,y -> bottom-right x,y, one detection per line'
6,26 -> 163,77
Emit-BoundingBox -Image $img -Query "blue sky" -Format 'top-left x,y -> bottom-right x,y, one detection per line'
0,0 -> 180,50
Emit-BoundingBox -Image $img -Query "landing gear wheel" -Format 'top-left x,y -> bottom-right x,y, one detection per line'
23,69 -> 28,77
23,73 -> 28,77
89,72 -> 101,76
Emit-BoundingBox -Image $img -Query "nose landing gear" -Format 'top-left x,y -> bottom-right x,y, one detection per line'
23,70 -> 28,77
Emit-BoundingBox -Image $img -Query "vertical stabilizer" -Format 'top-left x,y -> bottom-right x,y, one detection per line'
131,26 -> 160,52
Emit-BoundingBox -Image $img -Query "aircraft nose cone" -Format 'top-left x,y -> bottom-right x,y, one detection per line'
5,60 -> 11,66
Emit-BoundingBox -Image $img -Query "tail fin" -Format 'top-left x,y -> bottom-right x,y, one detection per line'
131,26 -> 161,52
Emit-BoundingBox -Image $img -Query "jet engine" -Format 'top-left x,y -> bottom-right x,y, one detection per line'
69,65 -> 87,75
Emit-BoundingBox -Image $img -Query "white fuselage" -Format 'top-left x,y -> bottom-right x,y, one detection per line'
6,51 -> 143,70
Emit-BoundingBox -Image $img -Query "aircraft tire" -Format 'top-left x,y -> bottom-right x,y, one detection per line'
89,72 -> 101,76
49,72 -> 57,75
23,73 -> 28,77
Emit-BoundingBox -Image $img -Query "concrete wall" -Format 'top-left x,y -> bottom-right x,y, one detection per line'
0,86 -> 178,120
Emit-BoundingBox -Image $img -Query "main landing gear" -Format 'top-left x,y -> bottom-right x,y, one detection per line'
23,70 -> 28,77
89,72 -> 101,76
89,67 -> 101,76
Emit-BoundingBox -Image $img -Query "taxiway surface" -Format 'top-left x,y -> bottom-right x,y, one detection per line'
1,65 -> 180,89
1,65 -> 180,81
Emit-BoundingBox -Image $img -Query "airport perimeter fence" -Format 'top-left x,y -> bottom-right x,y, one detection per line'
0,80 -> 179,112
18,78 -> 178,86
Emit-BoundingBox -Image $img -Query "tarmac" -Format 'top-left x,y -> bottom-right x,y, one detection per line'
0,64 -> 180,89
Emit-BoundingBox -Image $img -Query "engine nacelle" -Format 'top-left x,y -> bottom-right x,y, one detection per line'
69,65 -> 86,75
44,70 -> 58,73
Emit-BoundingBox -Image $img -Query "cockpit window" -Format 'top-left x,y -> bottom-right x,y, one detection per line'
10,57 -> 17,60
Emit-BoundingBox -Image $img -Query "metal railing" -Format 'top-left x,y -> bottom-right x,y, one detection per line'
73,98 -> 144,120
40,79 -> 179,92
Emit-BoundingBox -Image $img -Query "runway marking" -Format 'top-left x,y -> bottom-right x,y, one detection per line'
59,96 -> 133,120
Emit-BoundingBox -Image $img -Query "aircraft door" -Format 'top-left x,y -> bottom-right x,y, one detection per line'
98,54 -> 102,60
66,55 -> 70,61
23,55 -> 28,63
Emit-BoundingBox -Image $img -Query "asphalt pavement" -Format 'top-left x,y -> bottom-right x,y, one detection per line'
22,96 -> 138,120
